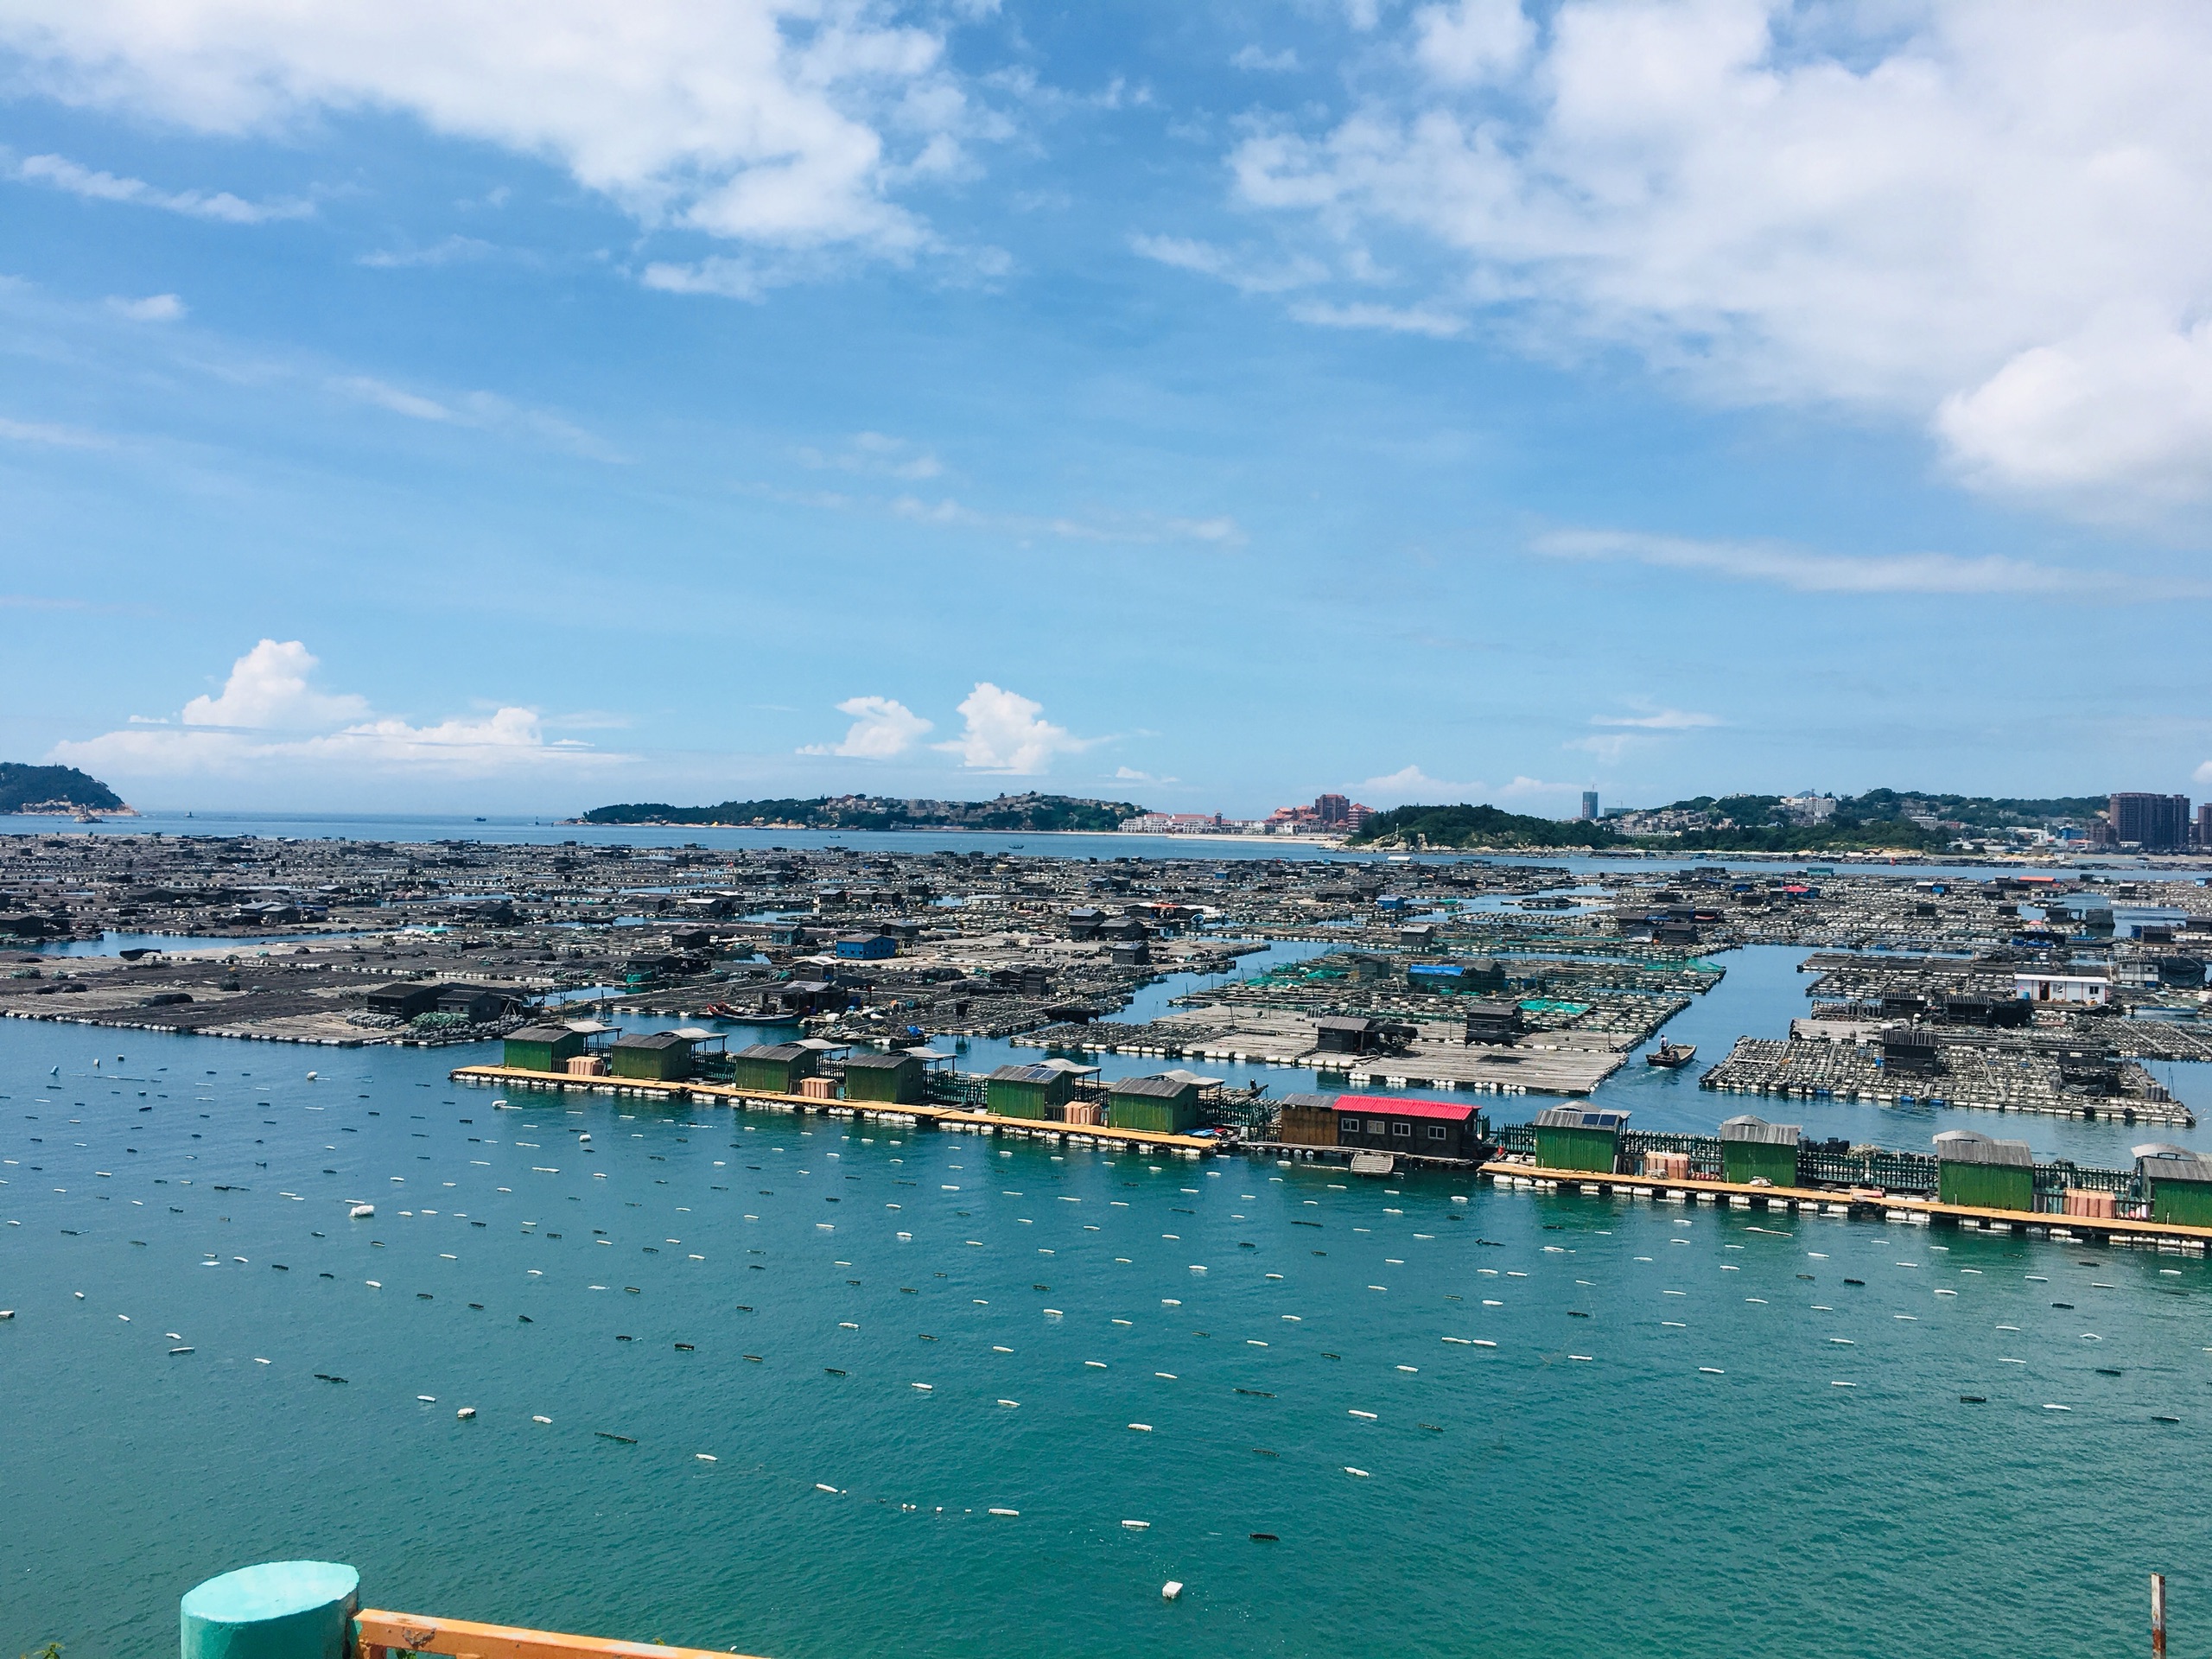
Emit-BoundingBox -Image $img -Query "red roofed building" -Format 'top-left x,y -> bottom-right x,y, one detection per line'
1332,1093 -> 1486,1160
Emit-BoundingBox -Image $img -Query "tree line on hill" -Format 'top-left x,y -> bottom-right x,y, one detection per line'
0,763 -> 125,814
1348,789 -> 2115,852
580,792 -> 1147,832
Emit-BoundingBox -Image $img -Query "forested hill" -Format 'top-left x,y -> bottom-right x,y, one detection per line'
579,793 -> 1148,832
1345,804 -> 1618,849
0,763 -> 125,814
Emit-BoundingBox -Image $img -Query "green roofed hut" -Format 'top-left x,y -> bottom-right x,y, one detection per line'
1719,1114 -> 1802,1186
609,1031 -> 693,1081
1934,1129 -> 2035,1211
1533,1105 -> 1629,1173
731,1042 -> 817,1095
504,1024 -> 584,1073
2135,1143 -> 2212,1227
1107,1073 -> 1203,1135
842,1050 -> 925,1104
987,1063 -> 1075,1120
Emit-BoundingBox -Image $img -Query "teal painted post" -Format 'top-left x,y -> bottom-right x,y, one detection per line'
181,1562 -> 360,1659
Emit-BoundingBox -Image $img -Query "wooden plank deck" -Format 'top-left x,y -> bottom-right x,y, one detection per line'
358,1608 -> 768,1659
447,1064 -> 1217,1154
1481,1161 -> 2212,1246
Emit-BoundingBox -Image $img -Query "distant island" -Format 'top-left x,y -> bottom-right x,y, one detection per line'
579,791 -> 1150,833
1351,789 -> 2118,852
0,762 -> 129,815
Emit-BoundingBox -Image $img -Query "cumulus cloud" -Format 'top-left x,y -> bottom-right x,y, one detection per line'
798,694 -> 933,758
935,682 -> 1090,773
0,1 -> 982,267
53,639 -> 627,778
180,638 -> 371,729
1210,1 -> 2212,510
7,149 -> 311,221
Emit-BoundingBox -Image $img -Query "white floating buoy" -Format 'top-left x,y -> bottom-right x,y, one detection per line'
0,1310 -> 15,1320
416,1395 -> 436,1402
350,1204 -> 374,1219
532,1414 -> 552,1424
696,1452 -> 717,1462
1161,1582 -> 1183,1601
306,1071 -> 318,1081
1122,1519 -> 1149,1529
1344,1466 -> 1370,1478
988,1507 -> 1019,1516
457,1407 -> 476,1420
1128,1422 -> 1153,1433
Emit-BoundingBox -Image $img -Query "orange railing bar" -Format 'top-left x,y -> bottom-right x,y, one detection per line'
357,1609 -> 771,1659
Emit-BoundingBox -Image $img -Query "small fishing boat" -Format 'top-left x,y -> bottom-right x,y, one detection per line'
1647,1039 -> 1697,1069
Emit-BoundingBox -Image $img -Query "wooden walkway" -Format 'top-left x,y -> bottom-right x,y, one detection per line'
1481,1160 -> 2212,1249
358,1608 -> 767,1659
447,1064 -> 1217,1155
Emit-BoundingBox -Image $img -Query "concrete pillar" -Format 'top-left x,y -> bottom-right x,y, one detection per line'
181,1562 -> 359,1659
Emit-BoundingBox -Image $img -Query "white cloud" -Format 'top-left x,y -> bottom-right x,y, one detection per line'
105,292 -> 186,321
1493,774 -> 1579,800
181,638 -> 370,729
1287,300 -> 1465,338
8,149 -> 311,221
1219,1 -> 2212,509
0,1 -> 981,267
0,415 -> 109,448
1231,45 -> 1300,73
1360,764 -> 1481,800
329,375 -> 623,460
1591,704 -> 1719,731
1412,0 -> 1532,86
1113,765 -> 1177,785
2196,760 -> 2212,785
639,257 -> 773,302
797,431 -> 942,480
359,234 -> 496,269
1936,314 -> 2212,506
874,491 -> 1246,548
53,639 -> 628,779
1534,528 -> 2200,599
334,375 -> 455,423
798,694 -> 933,758
1128,232 -> 1327,296
935,682 -> 1090,773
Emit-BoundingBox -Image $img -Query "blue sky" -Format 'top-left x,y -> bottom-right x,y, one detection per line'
3,0 -> 2211,816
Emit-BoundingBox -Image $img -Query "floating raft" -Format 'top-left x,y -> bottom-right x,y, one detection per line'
447,1065 -> 1216,1155
1480,1160 -> 2212,1251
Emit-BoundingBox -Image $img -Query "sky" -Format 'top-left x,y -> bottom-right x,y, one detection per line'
3,0 -> 2212,817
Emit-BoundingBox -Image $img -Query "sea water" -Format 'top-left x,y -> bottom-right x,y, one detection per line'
3,1010 -> 2209,1659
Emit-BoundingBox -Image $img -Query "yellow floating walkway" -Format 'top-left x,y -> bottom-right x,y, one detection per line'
448,1064 -> 1216,1155
1482,1160 -> 2212,1248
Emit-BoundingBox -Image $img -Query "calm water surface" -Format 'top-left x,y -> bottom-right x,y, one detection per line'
4,982 -> 2210,1658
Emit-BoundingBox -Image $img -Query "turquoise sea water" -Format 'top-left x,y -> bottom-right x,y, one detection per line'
5,978 -> 2211,1659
